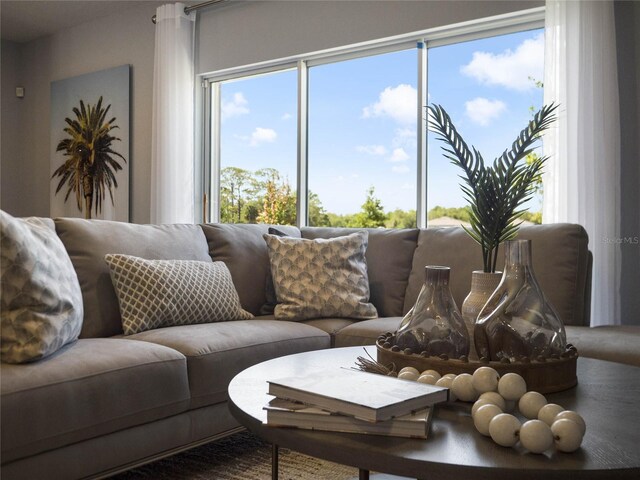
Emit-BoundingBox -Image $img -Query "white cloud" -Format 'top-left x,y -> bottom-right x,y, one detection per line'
465,97 -> 507,126
392,127 -> 417,147
389,148 -> 410,163
281,113 -> 292,120
249,127 -> 277,146
356,144 -> 387,156
461,32 -> 544,91
222,92 -> 249,120
362,84 -> 417,124
392,165 -> 410,174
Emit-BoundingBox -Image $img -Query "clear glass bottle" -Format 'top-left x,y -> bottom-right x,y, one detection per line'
475,240 -> 567,361
395,266 -> 470,358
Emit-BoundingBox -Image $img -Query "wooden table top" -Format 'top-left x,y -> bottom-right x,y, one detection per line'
228,346 -> 640,480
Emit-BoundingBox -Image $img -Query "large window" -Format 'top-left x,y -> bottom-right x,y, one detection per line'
204,10 -> 545,228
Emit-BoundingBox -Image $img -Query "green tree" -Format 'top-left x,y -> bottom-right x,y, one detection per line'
220,167 -> 256,223
308,192 -> 330,226
349,187 -> 387,228
386,209 -> 417,228
258,176 -> 295,225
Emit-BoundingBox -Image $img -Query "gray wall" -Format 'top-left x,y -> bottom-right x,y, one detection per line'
615,0 -> 640,325
197,0 -> 543,74
1,40 -> 24,214
0,1 -> 162,223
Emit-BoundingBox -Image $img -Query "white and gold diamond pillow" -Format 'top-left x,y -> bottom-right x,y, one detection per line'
263,232 -> 378,321
104,254 -> 253,335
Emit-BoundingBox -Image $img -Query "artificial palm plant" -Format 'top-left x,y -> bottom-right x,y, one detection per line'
427,103 -> 557,273
52,96 -> 126,219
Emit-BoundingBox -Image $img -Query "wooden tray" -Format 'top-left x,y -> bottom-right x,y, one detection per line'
375,333 -> 578,394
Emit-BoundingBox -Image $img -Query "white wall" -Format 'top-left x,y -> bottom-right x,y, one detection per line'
0,1 -> 162,223
197,0 -> 543,74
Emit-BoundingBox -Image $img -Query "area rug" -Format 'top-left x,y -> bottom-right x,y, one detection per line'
112,430 -> 364,480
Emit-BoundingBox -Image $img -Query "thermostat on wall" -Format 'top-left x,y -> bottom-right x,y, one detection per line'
16,87 -> 24,98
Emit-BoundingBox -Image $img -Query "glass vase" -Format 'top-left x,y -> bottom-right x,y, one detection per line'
395,266 -> 469,358
474,240 -> 567,361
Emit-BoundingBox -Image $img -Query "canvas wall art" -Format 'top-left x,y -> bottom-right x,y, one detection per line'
50,65 -> 130,221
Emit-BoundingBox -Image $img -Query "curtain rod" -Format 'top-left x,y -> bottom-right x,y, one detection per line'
152,0 -> 227,24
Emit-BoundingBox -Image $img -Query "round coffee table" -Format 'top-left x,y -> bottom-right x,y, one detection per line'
228,346 -> 640,480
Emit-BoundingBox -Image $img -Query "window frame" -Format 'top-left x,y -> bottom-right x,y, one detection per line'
198,7 -> 545,226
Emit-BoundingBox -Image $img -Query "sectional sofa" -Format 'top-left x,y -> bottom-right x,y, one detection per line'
1,217 -> 638,480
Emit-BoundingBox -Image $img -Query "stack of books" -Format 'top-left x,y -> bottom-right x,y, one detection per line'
264,368 -> 448,439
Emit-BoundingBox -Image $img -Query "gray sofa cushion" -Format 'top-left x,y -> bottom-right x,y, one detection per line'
55,218 -> 212,338
200,223 -> 301,315
334,317 -> 404,348
0,338 -> 189,463
404,224 -> 591,326
566,326 -> 640,366
122,320 -> 330,409
301,227 -> 419,317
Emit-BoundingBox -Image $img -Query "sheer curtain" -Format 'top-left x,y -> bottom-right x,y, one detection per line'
151,3 -> 196,224
542,0 -> 621,326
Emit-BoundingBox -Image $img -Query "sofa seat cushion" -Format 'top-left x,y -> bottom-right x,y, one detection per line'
0,338 -> 189,463
55,218 -> 212,338
334,317 -> 404,348
122,320 -> 330,409
301,227 -> 419,317
566,326 -> 640,366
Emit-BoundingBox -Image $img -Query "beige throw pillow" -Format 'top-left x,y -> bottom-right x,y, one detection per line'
263,232 -> 378,321
0,210 -> 83,363
105,254 -> 253,335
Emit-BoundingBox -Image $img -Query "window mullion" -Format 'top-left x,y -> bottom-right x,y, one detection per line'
210,82 -> 221,223
417,41 -> 428,229
296,60 -> 309,227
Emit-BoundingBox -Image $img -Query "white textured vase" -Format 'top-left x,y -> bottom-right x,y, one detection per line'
461,271 -> 502,361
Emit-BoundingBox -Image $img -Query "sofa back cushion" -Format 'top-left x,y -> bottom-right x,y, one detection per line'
301,227 -> 419,317
55,219 -> 212,338
403,224 -> 591,326
200,223 -> 301,316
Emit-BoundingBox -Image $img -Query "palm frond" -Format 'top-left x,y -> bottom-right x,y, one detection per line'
428,103 -> 557,272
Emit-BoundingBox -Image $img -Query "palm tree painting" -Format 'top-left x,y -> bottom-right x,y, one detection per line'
52,97 -> 126,219
50,65 -> 129,221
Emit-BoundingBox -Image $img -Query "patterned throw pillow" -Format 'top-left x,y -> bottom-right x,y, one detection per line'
263,231 -> 378,321
0,210 -> 83,363
104,254 -> 253,335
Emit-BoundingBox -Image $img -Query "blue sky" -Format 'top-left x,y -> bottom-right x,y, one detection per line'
219,28 -> 544,216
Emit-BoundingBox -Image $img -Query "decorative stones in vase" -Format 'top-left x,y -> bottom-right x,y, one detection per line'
395,266 -> 469,359
461,271 -> 502,361
474,240 -> 567,362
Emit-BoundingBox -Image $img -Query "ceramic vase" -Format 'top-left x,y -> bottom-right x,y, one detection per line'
395,266 -> 469,358
474,240 -> 567,362
461,271 -> 502,361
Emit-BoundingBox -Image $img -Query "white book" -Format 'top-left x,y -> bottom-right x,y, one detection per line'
265,398 -> 433,439
267,368 -> 448,423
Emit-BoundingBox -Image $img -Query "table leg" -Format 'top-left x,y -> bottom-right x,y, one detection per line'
359,468 -> 370,480
272,443 -> 279,480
